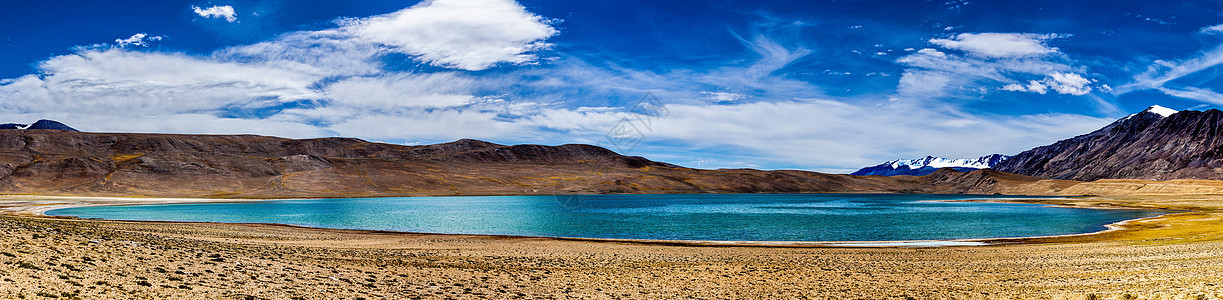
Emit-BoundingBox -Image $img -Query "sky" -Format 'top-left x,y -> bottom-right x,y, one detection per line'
3,0 -> 1223,173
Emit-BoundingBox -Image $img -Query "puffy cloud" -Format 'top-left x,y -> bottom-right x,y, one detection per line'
892,32 -> 1103,104
114,33 -> 163,48
915,48 -> 946,58
0,4 -> 1122,172
0,49 -> 320,115
1045,72 -> 1092,95
1002,72 -> 1091,96
929,33 -> 1067,58
192,5 -> 237,22
1003,81 -> 1048,94
0,0 -> 566,141
895,70 -> 952,96
542,101 -> 1114,169
342,0 -> 557,71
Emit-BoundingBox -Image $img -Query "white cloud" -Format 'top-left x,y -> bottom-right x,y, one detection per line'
1118,41 -> 1223,105
342,0 -> 557,71
895,70 -> 951,97
915,48 -> 946,58
327,110 -> 521,141
701,92 -> 745,103
1003,72 -> 1092,96
1003,80 -> 1048,94
323,73 -> 476,109
0,4 -> 1123,172
216,30 -> 384,77
1155,86 -> 1223,106
930,33 -> 1068,58
1202,24 -> 1223,35
192,5 -> 237,22
739,35 -> 811,78
0,49 -> 320,115
566,101 -> 1115,169
114,33 -> 163,48
890,32 -> 1108,107
1045,72 -> 1092,95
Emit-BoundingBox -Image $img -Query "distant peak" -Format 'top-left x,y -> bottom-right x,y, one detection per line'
1142,105 -> 1178,117
0,119 -> 78,131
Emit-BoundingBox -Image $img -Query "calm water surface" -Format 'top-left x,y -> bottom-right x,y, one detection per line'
46,194 -> 1165,241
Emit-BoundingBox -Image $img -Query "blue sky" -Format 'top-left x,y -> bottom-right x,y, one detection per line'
3,0 -> 1223,172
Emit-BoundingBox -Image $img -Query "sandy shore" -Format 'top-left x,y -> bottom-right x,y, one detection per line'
2,194 -> 1223,299
0,195 -> 273,216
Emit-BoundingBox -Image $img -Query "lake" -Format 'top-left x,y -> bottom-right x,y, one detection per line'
45,194 -> 1165,242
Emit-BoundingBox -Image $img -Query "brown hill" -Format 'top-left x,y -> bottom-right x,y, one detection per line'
0,130 -> 1080,198
994,107 -> 1223,181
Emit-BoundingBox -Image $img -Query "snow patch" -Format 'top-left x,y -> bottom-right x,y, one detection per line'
886,154 -> 1008,169
1144,105 -> 1178,117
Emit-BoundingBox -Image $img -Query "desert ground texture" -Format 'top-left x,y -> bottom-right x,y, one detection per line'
1,195 -> 1222,299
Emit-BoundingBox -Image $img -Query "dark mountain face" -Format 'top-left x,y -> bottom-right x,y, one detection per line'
851,165 -> 979,176
994,109 -> 1223,181
0,120 -> 78,131
27,120 -> 78,131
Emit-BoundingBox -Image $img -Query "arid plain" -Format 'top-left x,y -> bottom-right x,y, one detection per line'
4,131 -> 1223,299
2,191 -> 1223,299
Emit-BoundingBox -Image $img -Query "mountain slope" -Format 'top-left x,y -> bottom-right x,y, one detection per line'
994,105 -> 1223,181
0,130 -> 1070,198
852,154 -> 1009,176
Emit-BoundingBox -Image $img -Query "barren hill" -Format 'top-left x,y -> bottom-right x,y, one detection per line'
0,130 -> 1080,198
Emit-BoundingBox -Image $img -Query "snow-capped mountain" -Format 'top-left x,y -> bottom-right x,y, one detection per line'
1142,105 -> 1178,117
851,154 -> 1010,176
991,104 -> 1223,181
1118,105 -> 1178,121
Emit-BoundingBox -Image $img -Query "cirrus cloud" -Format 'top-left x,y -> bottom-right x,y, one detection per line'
0,3 -> 1132,172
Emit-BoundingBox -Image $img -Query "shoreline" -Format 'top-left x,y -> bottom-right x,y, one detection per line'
3,193 -> 1180,248
4,193 -> 1223,298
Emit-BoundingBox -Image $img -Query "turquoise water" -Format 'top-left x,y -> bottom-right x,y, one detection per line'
45,194 -> 1164,242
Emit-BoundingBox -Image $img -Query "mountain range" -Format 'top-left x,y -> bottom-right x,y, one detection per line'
851,154 -> 1009,176
992,105 -> 1223,181
0,130 -> 1060,197
855,105 -> 1223,182
6,104 -> 1223,198
0,119 -> 78,131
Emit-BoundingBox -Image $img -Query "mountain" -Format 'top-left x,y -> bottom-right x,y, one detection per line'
27,120 -> 78,131
0,130 -> 1083,198
993,105 -> 1223,181
851,154 -> 1010,176
0,120 -> 78,131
